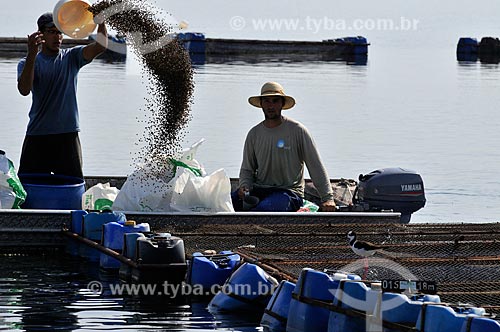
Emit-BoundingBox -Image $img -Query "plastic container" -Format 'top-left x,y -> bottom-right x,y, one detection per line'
208,263 -> 279,313
19,173 -> 85,210
79,211 -> 126,261
287,268 -> 361,332
415,304 -> 498,332
53,0 -> 97,38
119,232 -> 147,281
70,209 -> 88,235
260,280 -> 296,332
132,233 -> 187,284
66,209 -> 88,256
328,280 -> 382,332
186,251 -> 240,289
100,221 -> 150,270
335,36 -> 369,55
379,292 -> 440,328
457,37 -> 479,54
176,32 -> 206,54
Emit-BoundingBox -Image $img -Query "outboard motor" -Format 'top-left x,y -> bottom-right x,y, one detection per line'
352,168 -> 426,223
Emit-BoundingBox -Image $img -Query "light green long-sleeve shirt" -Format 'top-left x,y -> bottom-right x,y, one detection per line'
239,116 -> 334,202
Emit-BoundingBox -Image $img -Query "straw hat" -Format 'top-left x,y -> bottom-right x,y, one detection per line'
248,82 -> 296,110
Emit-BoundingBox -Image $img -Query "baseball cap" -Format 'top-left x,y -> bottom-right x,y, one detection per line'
37,12 -> 55,31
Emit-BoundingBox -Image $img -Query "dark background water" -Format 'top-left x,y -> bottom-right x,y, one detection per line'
0,251 -> 262,331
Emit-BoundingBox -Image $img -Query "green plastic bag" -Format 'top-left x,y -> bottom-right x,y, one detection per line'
297,199 -> 319,212
0,151 -> 27,209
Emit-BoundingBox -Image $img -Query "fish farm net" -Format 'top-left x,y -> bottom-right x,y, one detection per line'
160,222 -> 500,316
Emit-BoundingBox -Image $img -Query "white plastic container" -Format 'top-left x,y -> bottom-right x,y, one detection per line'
53,0 -> 96,38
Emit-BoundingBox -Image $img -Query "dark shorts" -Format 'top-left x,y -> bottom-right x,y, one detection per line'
231,187 -> 303,212
19,132 -> 83,179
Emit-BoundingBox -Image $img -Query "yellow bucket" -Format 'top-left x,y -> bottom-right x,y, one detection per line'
53,0 -> 97,38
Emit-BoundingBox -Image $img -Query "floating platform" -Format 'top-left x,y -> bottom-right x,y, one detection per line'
177,33 -> 369,64
0,35 -> 126,62
0,33 -> 369,64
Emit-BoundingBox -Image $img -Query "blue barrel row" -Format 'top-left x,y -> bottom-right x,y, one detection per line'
207,266 -> 500,332
263,268 -> 500,331
457,37 -> 500,62
68,210 -> 241,286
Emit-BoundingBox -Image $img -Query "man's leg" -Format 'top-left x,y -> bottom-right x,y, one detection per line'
19,133 -> 83,178
54,133 -> 83,179
253,189 -> 303,212
19,135 -> 53,174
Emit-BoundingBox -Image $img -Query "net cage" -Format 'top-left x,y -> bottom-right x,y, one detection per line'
159,221 -> 500,316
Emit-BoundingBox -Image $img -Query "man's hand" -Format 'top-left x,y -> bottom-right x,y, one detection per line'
238,186 -> 249,200
319,199 -> 336,212
18,32 -> 41,96
27,31 -> 43,56
83,22 -> 108,61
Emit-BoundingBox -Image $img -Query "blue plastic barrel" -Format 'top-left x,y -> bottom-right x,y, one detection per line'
119,232 -> 147,281
70,210 -> 88,235
467,317 -> 500,332
260,280 -> 296,332
340,36 -> 368,55
66,210 -> 88,256
123,232 -> 147,259
457,37 -> 479,54
187,251 -> 240,289
415,305 -> 491,332
208,263 -> 279,313
328,280 -> 382,331
287,268 -> 360,332
19,173 -> 85,210
177,32 -> 206,54
100,221 -> 150,270
80,211 -> 126,261
381,293 -> 440,328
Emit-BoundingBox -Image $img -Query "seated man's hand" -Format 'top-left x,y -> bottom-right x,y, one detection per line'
319,199 -> 336,212
238,186 -> 249,200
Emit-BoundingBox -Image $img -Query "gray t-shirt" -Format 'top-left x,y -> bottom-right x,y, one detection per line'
17,46 -> 89,135
239,116 -> 334,202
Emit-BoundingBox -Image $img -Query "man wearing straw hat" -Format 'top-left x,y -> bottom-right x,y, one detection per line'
232,82 -> 337,212
16,12 -> 108,179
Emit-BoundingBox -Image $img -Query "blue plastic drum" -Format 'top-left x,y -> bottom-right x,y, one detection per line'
100,221 -> 150,270
19,173 -> 85,210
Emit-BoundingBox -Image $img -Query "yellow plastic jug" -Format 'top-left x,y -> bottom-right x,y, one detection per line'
53,0 -> 97,38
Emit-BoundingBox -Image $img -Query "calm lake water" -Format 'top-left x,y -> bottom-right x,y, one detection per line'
1,1 -> 500,329
0,252 -> 262,331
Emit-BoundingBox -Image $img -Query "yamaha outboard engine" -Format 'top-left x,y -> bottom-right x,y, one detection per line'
353,168 -> 426,223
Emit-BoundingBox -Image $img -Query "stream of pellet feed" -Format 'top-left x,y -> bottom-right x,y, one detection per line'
89,0 -> 195,180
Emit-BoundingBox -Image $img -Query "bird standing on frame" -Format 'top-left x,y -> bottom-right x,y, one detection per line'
347,230 -> 382,279
347,231 -> 382,257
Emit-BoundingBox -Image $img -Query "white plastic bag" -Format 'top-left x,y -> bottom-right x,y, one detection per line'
82,183 -> 120,210
112,139 -> 205,212
170,168 -> 234,212
0,151 -> 26,209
